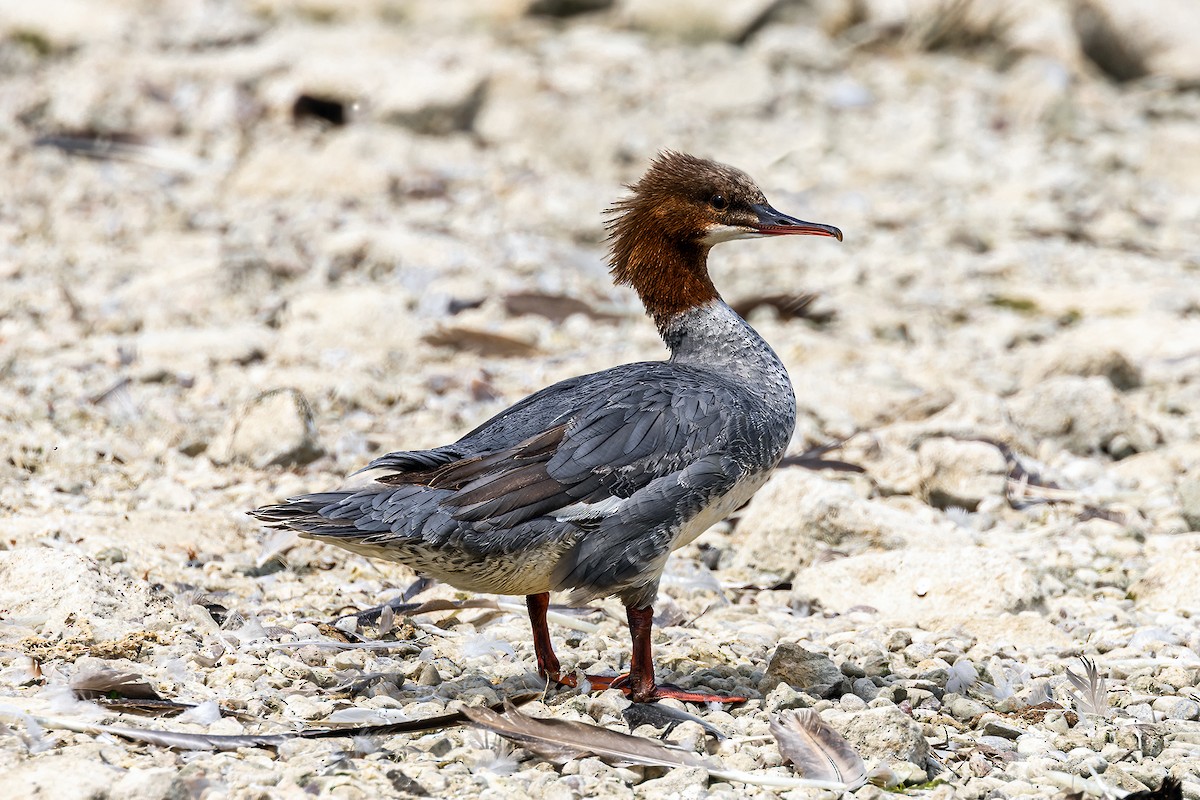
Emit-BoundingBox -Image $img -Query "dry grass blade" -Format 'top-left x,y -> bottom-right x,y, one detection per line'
779,438 -> 865,474
422,326 -> 538,358
72,669 -> 201,718
33,132 -> 205,174
906,0 -> 1012,52
503,291 -> 620,323
1064,657 -> 1110,718
335,597 -> 502,624
769,709 -> 867,789
730,292 -> 835,325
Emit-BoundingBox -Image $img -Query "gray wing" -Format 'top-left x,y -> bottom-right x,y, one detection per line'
422,372 -> 755,597
397,371 -> 749,530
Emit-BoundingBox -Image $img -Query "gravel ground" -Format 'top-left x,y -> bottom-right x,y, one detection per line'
2,1 -> 1200,798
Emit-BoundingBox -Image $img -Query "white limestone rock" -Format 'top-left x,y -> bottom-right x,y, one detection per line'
225,388 -> 324,469
732,470 -> 957,582
1006,376 -> 1158,457
0,548 -> 170,643
918,437 -> 1009,511
791,547 -> 1043,625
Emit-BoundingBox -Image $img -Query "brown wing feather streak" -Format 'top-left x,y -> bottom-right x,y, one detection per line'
376,424 -> 573,526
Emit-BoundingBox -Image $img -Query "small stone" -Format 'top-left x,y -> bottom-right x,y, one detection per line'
283,694 -> 333,721
1016,733 -> 1054,755
841,661 -> 867,679
1151,696 -> 1200,720
1111,726 -> 1164,757
178,439 -> 208,457
981,716 -> 1024,739
918,438 -> 1008,512
763,682 -> 815,713
1067,753 -> 1109,776
904,688 -> 937,709
852,678 -> 880,702
841,693 -> 868,711
227,388 -> 324,469
994,696 -> 1028,714
417,663 -> 442,686
835,706 -> 930,765
425,738 -> 453,758
890,761 -> 928,785
620,0 -> 780,42
760,643 -> 844,697
1178,477 -> 1200,531
1042,710 -> 1071,734
946,695 -> 989,721
636,766 -> 709,799
95,547 -> 126,565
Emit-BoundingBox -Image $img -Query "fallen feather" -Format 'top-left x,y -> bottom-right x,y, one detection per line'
465,701 -> 850,791
769,709 -> 867,790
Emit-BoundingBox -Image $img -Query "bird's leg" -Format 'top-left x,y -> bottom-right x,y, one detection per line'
616,604 -> 748,704
526,593 -> 562,678
524,593 -> 627,691
526,596 -> 744,702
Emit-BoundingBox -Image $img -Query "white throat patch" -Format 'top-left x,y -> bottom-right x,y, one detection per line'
700,224 -> 761,245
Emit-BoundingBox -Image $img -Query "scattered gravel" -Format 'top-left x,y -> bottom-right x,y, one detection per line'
3,0 -> 1200,798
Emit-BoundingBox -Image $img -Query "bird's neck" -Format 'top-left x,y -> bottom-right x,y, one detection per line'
611,227 -> 720,335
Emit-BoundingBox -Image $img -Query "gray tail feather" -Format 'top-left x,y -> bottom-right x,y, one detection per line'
355,446 -> 461,476
248,492 -> 357,534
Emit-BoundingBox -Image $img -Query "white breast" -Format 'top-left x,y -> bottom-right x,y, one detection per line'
671,470 -> 771,550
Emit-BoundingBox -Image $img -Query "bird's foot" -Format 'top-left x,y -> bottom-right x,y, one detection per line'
624,682 -> 749,705
548,671 -> 746,704
546,670 -> 620,692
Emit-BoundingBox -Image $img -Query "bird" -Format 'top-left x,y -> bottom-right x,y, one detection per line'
251,151 -> 842,703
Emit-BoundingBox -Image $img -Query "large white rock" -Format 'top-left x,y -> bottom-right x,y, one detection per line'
225,388 -> 324,468
0,548 -> 170,643
732,470 -> 957,582
791,547 -> 1043,626
918,437 -> 1009,511
1006,376 -> 1158,457
826,704 -> 930,766
1130,534 -> 1200,612
1073,0 -> 1200,84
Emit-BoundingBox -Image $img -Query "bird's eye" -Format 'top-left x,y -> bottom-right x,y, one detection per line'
710,194 -> 727,210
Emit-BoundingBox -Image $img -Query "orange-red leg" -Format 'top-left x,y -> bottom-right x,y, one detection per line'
525,594 -> 746,704
620,605 -> 747,704
526,593 -> 561,677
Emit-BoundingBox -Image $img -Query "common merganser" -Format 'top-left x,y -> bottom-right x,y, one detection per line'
251,151 -> 842,703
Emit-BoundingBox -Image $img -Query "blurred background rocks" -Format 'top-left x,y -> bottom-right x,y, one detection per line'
2,0 -> 1200,795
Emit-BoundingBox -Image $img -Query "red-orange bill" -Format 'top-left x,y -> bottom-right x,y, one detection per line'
750,202 -> 843,241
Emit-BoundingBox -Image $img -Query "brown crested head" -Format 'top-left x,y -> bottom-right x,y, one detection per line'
605,151 -> 841,330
